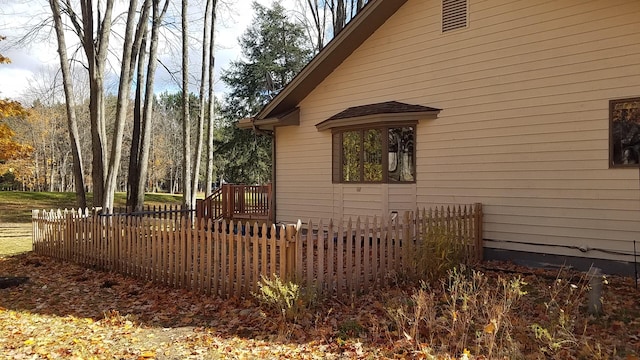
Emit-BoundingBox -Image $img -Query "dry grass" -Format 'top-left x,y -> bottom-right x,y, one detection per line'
0,223 -> 32,256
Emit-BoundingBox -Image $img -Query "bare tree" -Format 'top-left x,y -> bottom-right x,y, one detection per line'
102,0 -> 142,211
182,0 -> 192,209
330,0 -> 347,35
205,0 -> 219,197
304,0 -> 327,52
133,0 -> 170,210
48,0 -> 86,208
127,0 -> 152,210
191,0 -> 214,206
125,0 -> 169,211
74,0 -> 115,207
322,0 -> 368,38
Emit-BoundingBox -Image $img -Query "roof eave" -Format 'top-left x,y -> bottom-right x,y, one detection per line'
255,0 -> 409,120
237,108 -> 300,131
316,110 -> 440,131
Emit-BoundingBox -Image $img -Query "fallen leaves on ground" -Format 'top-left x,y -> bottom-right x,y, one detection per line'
0,253 -> 639,359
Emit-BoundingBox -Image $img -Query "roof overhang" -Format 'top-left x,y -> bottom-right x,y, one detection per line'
237,107 -> 300,131
254,0 -> 409,121
316,101 -> 441,131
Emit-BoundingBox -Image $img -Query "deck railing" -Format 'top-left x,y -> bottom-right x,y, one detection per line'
196,184 -> 272,223
32,203 -> 482,298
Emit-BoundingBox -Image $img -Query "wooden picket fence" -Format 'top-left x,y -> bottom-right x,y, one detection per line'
32,203 -> 482,298
295,204 -> 483,296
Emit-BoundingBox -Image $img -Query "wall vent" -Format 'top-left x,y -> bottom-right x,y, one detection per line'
442,0 -> 468,32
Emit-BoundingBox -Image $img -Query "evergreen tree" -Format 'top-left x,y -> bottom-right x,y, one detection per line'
219,1 -> 312,184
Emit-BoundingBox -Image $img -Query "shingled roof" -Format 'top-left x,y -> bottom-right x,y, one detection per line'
327,101 -> 441,120
315,101 -> 441,131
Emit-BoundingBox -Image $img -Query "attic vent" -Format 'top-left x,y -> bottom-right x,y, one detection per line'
442,0 -> 468,32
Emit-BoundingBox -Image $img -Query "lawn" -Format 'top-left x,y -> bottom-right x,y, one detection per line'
0,191 -> 184,224
0,191 -> 183,257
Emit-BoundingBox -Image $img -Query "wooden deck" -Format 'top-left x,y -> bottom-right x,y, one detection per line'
195,184 -> 272,225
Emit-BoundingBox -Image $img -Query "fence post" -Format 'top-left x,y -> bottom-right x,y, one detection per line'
294,220 -> 303,285
32,210 -> 39,253
474,203 -> 483,261
285,223 -> 298,282
402,211 -> 413,277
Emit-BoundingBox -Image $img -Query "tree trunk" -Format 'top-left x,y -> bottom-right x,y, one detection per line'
103,0 -> 140,212
205,0 -> 218,197
191,0 -> 214,206
332,0 -> 346,35
48,0 -> 86,207
77,0 -> 115,208
127,0 -> 153,211
134,0 -> 169,211
182,0 -> 192,210
305,0 -> 326,52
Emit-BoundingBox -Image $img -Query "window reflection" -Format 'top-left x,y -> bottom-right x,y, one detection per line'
336,126 -> 415,183
388,127 -> 414,182
342,131 -> 361,182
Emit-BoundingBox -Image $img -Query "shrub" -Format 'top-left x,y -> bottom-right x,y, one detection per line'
530,268 -> 606,358
388,266 -> 526,359
254,274 -> 305,324
413,225 -> 467,283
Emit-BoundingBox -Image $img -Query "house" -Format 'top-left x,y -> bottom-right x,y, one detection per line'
238,0 -> 640,274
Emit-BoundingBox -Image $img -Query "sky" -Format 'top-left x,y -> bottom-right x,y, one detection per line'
0,0 -> 301,102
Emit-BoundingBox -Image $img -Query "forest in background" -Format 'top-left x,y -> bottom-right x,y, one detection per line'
0,0 -> 370,210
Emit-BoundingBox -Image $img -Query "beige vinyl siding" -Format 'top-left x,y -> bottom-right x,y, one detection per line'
388,184 -> 418,216
274,0 -> 640,262
275,124 -> 333,223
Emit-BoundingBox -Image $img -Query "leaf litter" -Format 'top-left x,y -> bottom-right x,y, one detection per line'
0,253 -> 639,359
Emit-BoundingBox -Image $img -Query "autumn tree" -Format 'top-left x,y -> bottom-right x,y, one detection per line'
0,123 -> 32,164
0,37 -> 34,185
0,105 -> 33,188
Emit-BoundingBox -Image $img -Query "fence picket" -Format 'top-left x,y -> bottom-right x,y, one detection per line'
336,220 -> 344,297
306,220 -> 314,289
221,220 -> 228,296
371,216 -> 378,288
326,219 -> 334,295
316,219 -> 324,295
252,222 -> 260,294
355,217 -> 362,294
269,224 -> 276,278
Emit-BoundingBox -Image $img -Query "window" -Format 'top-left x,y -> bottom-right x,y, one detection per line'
333,125 -> 415,183
610,97 -> 640,167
